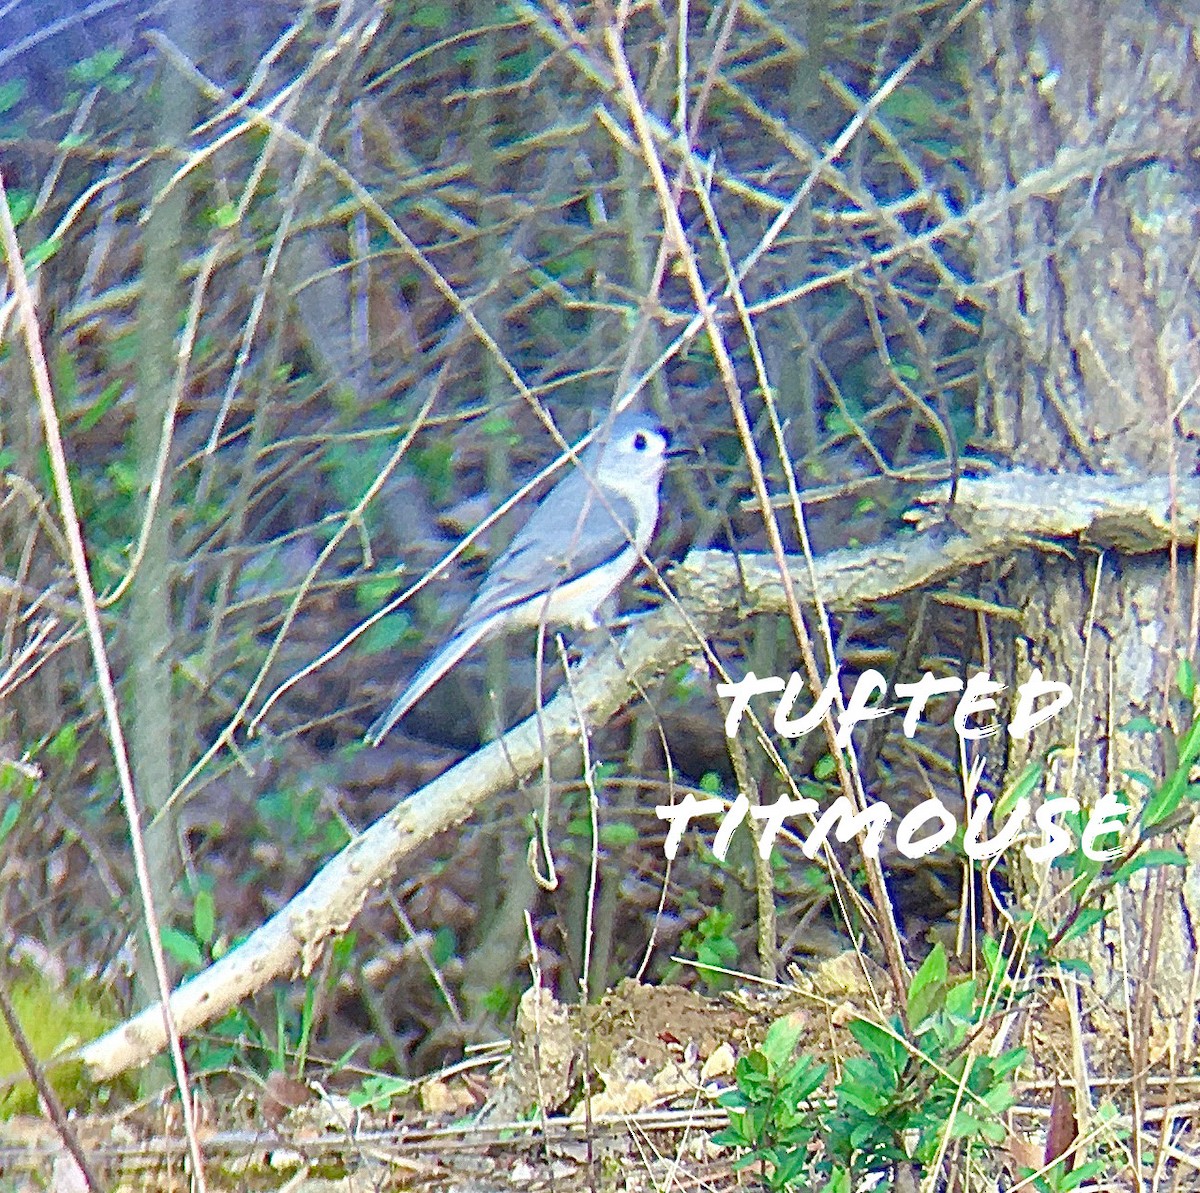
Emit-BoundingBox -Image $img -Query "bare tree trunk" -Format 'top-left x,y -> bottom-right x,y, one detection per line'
131,1 -> 198,1011
968,3 -> 1200,1038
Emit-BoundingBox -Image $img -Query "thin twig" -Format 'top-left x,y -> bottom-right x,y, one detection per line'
0,171 -> 208,1193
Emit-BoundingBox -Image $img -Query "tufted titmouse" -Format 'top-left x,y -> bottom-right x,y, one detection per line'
366,410 -> 671,744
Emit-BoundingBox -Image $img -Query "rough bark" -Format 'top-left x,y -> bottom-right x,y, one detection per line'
968,3 -> 1200,1033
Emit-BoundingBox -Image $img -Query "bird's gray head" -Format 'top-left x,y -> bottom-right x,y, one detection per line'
586,411 -> 671,497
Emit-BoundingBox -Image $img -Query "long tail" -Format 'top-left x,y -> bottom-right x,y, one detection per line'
365,618 -> 493,746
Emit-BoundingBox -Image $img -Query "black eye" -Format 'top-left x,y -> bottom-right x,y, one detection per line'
633,431 -> 648,451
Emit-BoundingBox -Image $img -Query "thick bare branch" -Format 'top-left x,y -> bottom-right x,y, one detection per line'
77,470 -> 1198,1080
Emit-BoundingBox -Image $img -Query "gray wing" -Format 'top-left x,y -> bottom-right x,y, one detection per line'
460,468 -> 636,627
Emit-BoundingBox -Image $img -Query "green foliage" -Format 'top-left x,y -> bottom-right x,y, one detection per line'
674,908 -> 738,992
479,411 -> 518,444
712,944 -> 1026,1189
1021,1157 -> 1107,1193
1137,704 -> 1200,830
349,1072 -> 413,1111
2,190 -> 32,227
480,983 -> 520,1020
714,1016 -> 828,1190
663,661 -> 705,704
879,84 -> 942,132
161,886 -> 226,974
540,246 -> 592,282
0,970 -> 119,1116
564,810 -> 638,849
72,380 -> 124,435
1177,658 -> 1196,702
813,753 -> 837,781
324,437 -> 394,511
257,785 -> 350,857
161,888 -> 317,1077
172,902 -> 359,1079
431,925 -> 458,968
209,202 -> 239,229
4,0 -> 1187,1139
67,48 -> 133,93
25,236 -> 60,268
408,439 -> 457,505
358,605 -> 414,656
824,946 -> 1022,1177
1012,697 -> 1200,963
0,79 -> 26,116
0,760 -> 37,850
409,2 -> 452,31
598,820 -> 638,848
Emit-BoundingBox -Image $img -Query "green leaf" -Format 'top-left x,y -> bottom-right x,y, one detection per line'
977,1116 -> 1007,1144
846,1018 -> 906,1076
75,380 -> 123,433
907,942 -> 948,1027
46,724 -> 79,768
1112,848 -> 1188,883
837,1061 -> 891,1114
69,48 -> 124,84
947,1109 -> 987,1139
412,2 -> 451,28
1178,658 -> 1197,701
161,927 -> 203,969
813,753 -> 836,781
1122,769 -> 1157,792
782,1057 -> 828,1104
1062,1159 -> 1105,1189
360,610 -> 412,654
710,1123 -> 749,1148
480,412 -> 515,440
698,934 -> 738,970
1122,714 -> 1157,734
1141,713 -> 1200,827
943,976 -> 977,1023
1059,906 -> 1108,943
348,1073 -> 410,1110
25,237 -> 60,269
331,932 -> 357,976
5,189 -> 33,225
981,1078 -> 1017,1115
599,821 -> 638,848
991,1046 -> 1027,1078
1137,710 -> 1200,830
981,934 -> 1002,978
820,1167 -> 852,1193
0,801 -> 20,845
761,1015 -> 803,1069
193,889 -> 216,945
995,758 -> 1043,820
879,85 -> 941,130
0,79 -> 26,114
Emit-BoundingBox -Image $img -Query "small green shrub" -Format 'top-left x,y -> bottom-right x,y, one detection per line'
713,943 -> 1027,1190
